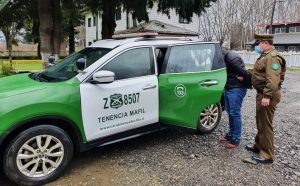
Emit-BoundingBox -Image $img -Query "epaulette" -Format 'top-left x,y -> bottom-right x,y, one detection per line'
270,51 -> 277,57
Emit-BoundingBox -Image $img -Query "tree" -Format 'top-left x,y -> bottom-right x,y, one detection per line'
85,0 -> 216,39
23,0 -> 41,58
38,0 -> 61,63
0,0 -> 28,65
23,0 -> 84,58
156,0 -> 216,22
198,0 -> 277,50
61,0 -> 84,54
0,0 -> 10,11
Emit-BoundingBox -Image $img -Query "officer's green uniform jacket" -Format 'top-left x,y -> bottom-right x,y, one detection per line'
252,46 -> 286,98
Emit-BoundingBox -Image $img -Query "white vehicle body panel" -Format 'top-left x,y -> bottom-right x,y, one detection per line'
80,75 -> 159,141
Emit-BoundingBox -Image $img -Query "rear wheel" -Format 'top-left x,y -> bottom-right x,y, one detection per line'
3,125 -> 73,186
197,103 -> 222,134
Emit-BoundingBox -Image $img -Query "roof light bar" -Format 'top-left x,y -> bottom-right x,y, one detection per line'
112,32 -> 158,39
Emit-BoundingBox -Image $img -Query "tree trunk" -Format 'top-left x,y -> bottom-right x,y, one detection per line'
52,0 -> 61,55
132,13 -> 137,27
126,10 -> 130,29
101,0 -> 117,39
3,25 -> 13,67
37,42 -> 41,59
39,0 -> 53,63
38,0 -> 61,67
69,20 -> 75,54
95,12 -> 99,40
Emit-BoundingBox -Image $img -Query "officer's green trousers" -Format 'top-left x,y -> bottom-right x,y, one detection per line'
254,91 -> 281,160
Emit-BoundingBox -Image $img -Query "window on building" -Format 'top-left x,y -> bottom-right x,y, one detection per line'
289,26 -> 300,33
179,15 -> 190,24
289,27 -> 296,33
288,46 -> 300,52
88,18 -> 92,27
93,16 -> 96,27
275,46 -> 286,52
116,7 -> 122,21
274,27 -> 286,34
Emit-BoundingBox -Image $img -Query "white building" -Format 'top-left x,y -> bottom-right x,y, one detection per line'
84,4 -> 200,47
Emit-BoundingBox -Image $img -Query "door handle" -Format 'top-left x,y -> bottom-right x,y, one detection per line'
200,80 -> 218,87
143,84 -> 157,90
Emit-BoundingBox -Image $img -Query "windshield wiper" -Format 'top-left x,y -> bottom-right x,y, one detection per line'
30,72 -> 49,82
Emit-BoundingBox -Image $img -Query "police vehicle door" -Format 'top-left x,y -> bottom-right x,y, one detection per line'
159,43 -> 226,128
80,47 -> 159,141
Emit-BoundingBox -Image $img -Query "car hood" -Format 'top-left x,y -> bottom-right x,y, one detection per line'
0,73 -> 46,99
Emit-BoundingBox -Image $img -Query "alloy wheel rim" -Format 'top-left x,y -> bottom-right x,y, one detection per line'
199,104 -> 219,129
16,135 -> 64,178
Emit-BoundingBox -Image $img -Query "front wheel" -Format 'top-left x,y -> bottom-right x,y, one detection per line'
197,103 -> 222,134
3,125 -> 73,186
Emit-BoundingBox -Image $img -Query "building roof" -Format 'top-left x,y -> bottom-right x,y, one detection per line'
247,33 -> 300,45
256,20 -> 300,27
114,20 -> 199,37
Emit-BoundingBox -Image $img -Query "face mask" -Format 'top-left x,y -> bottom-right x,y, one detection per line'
255,45 -> 263,54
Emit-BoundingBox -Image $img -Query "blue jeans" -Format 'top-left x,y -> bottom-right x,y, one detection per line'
224,87 -> 247,144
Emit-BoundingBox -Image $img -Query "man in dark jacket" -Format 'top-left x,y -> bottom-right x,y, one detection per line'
220,49 -> 251,148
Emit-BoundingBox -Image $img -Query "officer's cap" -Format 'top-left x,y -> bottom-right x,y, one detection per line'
254,33 -> 273,45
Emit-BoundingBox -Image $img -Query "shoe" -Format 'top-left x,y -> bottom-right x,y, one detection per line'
219,136 -> 228,142
219,134 -> 231,142
242,157 -> 258,165
252,155 -> 273,164
226,142 -> 238,149
226,139 -> 239,149
245,144 -> 260,153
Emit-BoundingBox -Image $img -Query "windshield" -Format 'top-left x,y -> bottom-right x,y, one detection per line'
30,47 -> 111,82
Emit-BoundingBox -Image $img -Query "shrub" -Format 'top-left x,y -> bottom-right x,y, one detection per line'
1,64 -> 15,76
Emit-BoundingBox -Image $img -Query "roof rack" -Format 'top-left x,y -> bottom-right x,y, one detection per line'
137,37 -> 193,41
112,32 -> 158,39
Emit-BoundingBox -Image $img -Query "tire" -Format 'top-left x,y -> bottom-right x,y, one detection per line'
197,103 -> 222,134
3,125 -> 73,186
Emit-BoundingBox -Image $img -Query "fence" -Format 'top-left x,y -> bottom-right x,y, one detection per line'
236,51 -> 300,67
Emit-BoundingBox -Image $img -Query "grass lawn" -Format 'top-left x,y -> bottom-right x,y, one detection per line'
0,59 -> 43,71
0,59 -> 43,78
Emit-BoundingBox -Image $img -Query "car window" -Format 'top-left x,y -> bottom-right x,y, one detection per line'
101,47 -> 154,80
165,44 -> 215,74
155,48 -> 168,73
35,47 -> 111,82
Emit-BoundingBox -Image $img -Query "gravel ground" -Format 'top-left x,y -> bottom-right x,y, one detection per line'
1,72 -> 299,186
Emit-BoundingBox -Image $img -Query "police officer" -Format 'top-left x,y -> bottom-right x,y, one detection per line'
245,34 -> 286,164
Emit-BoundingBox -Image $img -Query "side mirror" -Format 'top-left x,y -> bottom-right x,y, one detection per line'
91,70 -> 115,84
48,55 -> 55,64
76,58 -> 86,71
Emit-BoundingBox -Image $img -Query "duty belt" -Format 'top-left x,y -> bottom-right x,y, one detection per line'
256,86 -> 281,94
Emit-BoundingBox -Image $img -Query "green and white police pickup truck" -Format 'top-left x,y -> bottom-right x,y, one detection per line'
0,33 -> 226,185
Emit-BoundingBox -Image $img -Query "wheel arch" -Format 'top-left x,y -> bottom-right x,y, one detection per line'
0,115 -> 83,160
